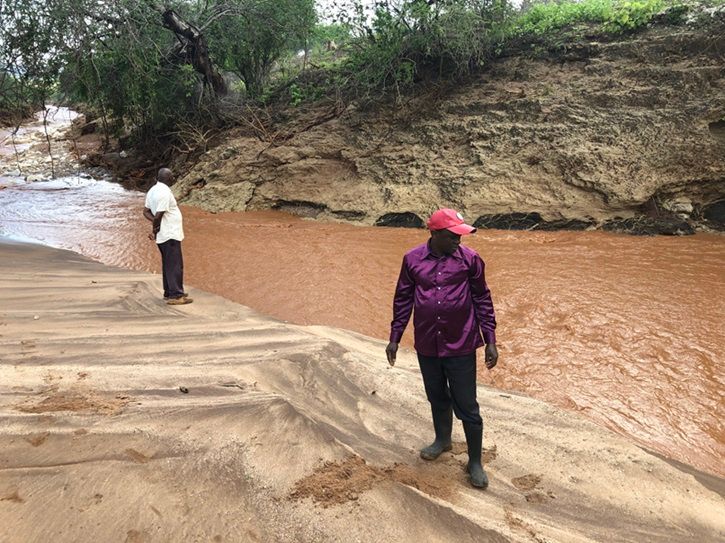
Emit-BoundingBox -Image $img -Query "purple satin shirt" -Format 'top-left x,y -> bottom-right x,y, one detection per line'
390,242 -> 497,357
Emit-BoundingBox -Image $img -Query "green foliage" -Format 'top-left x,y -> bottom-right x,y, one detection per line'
0,72 -> 35,124
0,0 -> 210,137
513,0 -> 666,36
301,0 -> 702,103
310,23 -> 351,48
297,23 -> 352,68
332,0 -> 516,101
606,1 -> 666,31
207,0 -> 317,98
0,0 -> 317,138
1,0 -> 718,137
288,80 -> 325,105
60,0 -> 209,140
0,0 -> 71,123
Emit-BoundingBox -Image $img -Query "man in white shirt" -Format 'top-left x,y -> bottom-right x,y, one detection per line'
143,168 -> 192,305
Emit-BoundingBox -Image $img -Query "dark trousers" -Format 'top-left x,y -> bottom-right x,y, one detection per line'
417,352 -> 482,426
157,239 -> 184,298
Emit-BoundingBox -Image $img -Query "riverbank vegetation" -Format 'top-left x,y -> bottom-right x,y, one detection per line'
285,0 -> 721,106
1,0 -> 721,151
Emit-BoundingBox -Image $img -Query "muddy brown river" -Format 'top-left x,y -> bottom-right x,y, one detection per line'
1,175 -> 723,479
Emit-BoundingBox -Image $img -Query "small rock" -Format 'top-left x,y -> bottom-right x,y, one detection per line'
663,198 -> 693,216
179,386 -> 189,394
375,212 -> 425,229
33,315 -> 39,320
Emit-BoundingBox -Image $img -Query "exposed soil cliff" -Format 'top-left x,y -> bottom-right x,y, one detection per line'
169,18 -> 725,233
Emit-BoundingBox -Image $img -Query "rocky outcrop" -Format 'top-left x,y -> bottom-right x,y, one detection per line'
375,212 -> 425,228
473,212 -> 595,231
702,198 -> 725,229
174,18 -> 725,234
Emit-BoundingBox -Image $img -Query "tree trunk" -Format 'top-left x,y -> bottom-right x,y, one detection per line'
161,9 -> 227,96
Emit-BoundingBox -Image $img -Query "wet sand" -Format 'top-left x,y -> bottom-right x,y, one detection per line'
1,239 -> 723,542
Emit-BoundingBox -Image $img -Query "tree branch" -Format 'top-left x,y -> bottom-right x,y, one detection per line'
160,8 -> 227,95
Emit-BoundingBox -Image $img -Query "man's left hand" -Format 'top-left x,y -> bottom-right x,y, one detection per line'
484,343 -> 498,370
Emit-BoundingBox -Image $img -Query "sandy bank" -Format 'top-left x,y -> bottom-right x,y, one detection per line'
0,240 -> 723,542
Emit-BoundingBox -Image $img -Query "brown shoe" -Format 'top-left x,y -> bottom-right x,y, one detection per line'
166,297 -> 193,305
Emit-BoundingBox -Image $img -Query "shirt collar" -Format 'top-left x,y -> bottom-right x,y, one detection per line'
424,240 -> 463,261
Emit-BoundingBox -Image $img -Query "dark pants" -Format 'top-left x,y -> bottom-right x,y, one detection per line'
417,352 -> 482,426
157,239 -> 184,299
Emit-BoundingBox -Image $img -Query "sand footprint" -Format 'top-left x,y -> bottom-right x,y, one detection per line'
24,431 -> 49,447
511,473 -> 555,502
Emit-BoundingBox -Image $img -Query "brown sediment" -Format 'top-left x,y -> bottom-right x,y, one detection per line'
24,432 -> 50,447
125,448 -> 151,464
504,508 -> 539,539
288,455 -> 456,507
511,474 -> 542,492
16,387 -> 129,414
289,456 -> 382,507
0,490 -> 24,503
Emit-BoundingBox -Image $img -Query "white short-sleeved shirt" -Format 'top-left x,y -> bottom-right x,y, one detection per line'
144,182 -> 184,244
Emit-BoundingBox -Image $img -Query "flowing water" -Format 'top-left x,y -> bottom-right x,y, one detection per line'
1,112 -> 723,479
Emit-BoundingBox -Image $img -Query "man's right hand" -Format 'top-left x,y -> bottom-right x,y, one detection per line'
386,342 -> 398,367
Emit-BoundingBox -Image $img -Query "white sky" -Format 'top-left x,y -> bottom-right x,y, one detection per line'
315,1 -> 524,23
315,0 -> 377,23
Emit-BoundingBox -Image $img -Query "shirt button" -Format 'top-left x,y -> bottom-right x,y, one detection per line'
437,316 -> 440,320
437,301 -> 441,304
437,331 -> 441,334
437,287 -> 441,290
438,272 -> 442,275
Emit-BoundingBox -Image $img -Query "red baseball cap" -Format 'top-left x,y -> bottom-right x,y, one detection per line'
427,208 -> 477,235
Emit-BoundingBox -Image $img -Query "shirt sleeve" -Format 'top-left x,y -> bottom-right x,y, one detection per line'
155,190 -> 171,213
468,254 -> 497,344
390,255 -> 415,343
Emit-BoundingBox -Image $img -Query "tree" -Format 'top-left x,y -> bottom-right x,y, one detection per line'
206,0 -> 317,97
0,0 -> 71,123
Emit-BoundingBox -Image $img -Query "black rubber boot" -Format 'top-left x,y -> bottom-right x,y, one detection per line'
420,407 -> 453,460
463,421 -> 488,489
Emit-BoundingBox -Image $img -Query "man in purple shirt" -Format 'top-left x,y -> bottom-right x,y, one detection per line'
386,208 -> 498,489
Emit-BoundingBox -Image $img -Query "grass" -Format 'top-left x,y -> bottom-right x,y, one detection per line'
511,0 -> 667,36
